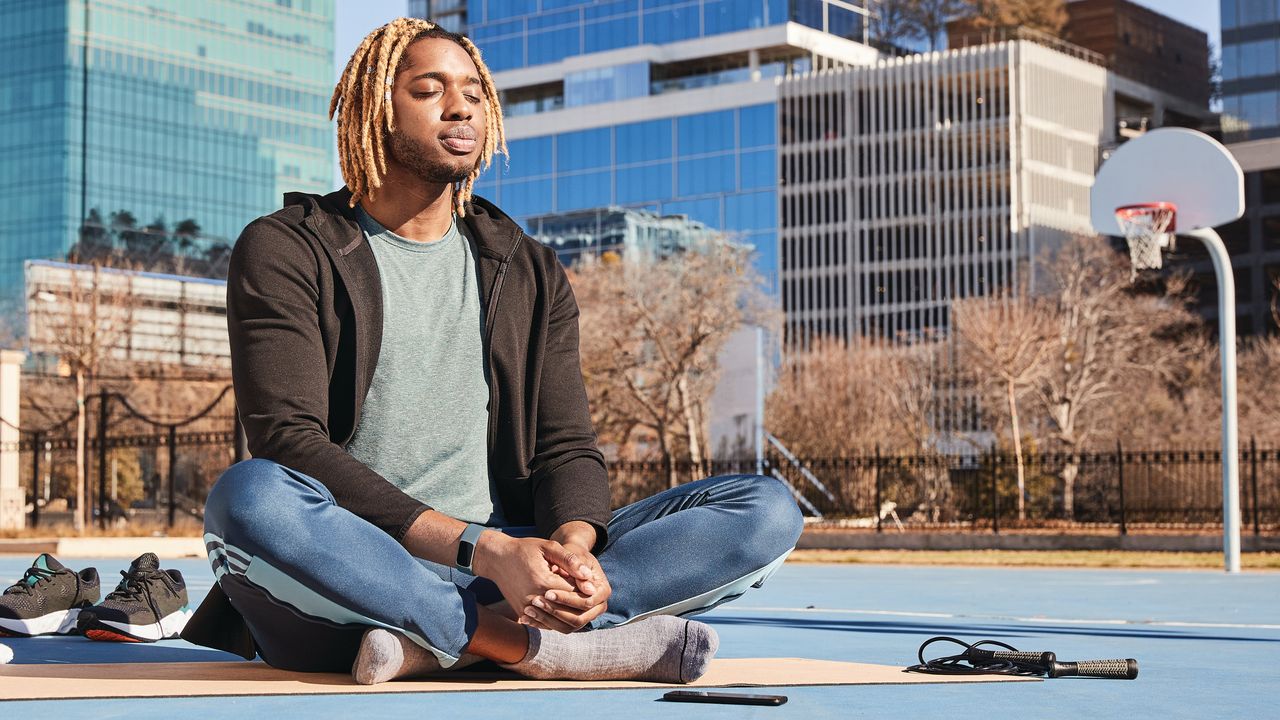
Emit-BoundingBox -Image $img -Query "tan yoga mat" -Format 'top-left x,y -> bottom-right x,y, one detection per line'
0,658 -> 1034,700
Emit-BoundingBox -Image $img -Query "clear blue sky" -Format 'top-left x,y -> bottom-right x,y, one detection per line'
333,1 -> 1223,82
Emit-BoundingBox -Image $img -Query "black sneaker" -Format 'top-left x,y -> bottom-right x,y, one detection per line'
78,553 -> 192,643
0,554 -> 100,637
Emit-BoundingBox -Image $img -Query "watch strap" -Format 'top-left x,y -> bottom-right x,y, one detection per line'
455,523 -> 487,576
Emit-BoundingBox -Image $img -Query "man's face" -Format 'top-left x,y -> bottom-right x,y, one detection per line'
386,37 -> 487,186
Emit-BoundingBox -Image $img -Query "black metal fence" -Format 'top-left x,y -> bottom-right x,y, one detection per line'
608,443 -> 1280,535
5,387 -> 241,530
8,402 -> 1278,535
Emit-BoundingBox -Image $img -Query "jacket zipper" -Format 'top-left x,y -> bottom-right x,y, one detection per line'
485,230 -> 524,464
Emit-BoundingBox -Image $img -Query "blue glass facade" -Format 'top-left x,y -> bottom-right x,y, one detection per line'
468,0 -> 865,72
1222,0 -> 1280,140
475,104 -> 778,279
0,0 -> 335,300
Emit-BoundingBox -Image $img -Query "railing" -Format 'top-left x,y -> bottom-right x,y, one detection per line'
8,409 -> 1277,535
607,443 -> 1280,534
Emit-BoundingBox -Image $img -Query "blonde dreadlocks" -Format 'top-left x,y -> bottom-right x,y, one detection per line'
329,17 -> 507,217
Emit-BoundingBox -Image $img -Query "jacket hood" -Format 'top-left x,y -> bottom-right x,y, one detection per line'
280,187 -> 524,261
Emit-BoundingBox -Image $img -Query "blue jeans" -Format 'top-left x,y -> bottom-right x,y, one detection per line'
202,459 -> 803,672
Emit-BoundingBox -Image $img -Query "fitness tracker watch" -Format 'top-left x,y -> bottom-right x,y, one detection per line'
455,523 -> 488,576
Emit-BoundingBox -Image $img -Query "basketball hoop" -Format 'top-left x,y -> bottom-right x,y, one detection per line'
1115,202 -> 1176,280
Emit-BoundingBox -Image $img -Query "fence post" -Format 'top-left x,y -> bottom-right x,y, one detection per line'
1117,440 -> 1127,536
990,444 -> 999,535
167,425 -> 177,528
30,431 -> 40,528
97,389 -> 109,529
874,444 -> 882,534
970,457 -> 979,530
1251,436 -> 1260,537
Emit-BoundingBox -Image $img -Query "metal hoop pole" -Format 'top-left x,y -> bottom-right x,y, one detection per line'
1186,228 -> 1241,574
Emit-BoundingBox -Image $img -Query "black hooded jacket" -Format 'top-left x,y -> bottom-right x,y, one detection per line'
182,188 -> 610,657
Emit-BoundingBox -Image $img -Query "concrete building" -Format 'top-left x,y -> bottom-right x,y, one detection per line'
25,259 -> 230,371
777,35 -> 1215,436
1221,0 -> 1280,142
1062,0 -> 1212,109
0,0 -> 335,302
779,39 -> 1095,347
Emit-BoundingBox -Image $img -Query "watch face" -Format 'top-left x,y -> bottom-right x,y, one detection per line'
457,541 -> 476,570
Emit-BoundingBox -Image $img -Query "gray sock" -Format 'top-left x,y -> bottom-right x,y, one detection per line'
501,615 -> 719,683
351,627 -> 482,685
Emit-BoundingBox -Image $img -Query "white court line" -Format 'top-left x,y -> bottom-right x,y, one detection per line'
713,606 -> 1280,631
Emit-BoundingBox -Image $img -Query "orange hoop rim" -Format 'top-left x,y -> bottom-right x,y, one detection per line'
1115,202 -> 1177,232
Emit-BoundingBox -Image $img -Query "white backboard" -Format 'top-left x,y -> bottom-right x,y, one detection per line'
1090,128 -> 1245,236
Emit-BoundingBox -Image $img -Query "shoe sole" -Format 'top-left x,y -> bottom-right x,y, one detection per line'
0,608 -> 83,637
82,608 -> 192,643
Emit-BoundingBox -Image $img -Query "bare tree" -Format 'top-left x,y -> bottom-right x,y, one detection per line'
1031,236 -> 1204,516
572,244 -> 774,486
953,292 -> 1054,520
903,0 -> 972,51
968,0 -> 1068,36
27,262 -> 142,530
767,336 -> 900,458
870,0 -> 918,49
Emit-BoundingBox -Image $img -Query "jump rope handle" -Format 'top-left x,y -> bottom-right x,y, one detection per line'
1048,659 -> 1140,679
966,648 -> 1057,666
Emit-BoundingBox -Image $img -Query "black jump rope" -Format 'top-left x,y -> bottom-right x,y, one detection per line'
907,636 -> 1139,679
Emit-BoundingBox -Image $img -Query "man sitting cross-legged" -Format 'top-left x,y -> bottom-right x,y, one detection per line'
182,18 -> 803,685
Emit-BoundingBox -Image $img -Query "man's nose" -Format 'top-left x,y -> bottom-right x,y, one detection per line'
443,88 -> 472,121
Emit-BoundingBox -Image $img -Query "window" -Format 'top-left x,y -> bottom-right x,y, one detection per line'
1241,91 -> 1280,129
564,62 -> 649,106
642,5 -> 699,43
528,26 -> 580,65
662,197 -> 720,227
1261,169 -> 1280,205
1238,39 -> 1280,78
502,179 -> 552,218
616,118 -> 672,163
1239,0 -> 1279,25
677,154 -> 735,195
584,16 -> 639,53
502,137 -> 552,179
616,163 -> 672,203
556,128 -> 611,172
725,190 -> 776,230
556,171 -> 611,210
739,103 -> 776,148
740,149 -> 775,190
677,110 -> 734,156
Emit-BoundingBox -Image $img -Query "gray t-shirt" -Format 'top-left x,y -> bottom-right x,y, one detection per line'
344,206 -> 504,525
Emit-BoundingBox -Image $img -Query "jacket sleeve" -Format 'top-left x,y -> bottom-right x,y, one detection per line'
527,257 -> 612,553
227,217 -> 431,541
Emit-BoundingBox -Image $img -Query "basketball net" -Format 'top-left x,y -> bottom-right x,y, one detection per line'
1115,203 -> 1176,282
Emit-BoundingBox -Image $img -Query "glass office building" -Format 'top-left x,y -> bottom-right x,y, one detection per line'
476,106 -> 781,275
526,204 -> 724,266
1222,0 -> 1280,141
444,0 -> 880,286
467,0 -> 870,72
0,0 -> 334,302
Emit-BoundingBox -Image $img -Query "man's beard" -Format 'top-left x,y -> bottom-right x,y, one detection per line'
386,128 -> 473,185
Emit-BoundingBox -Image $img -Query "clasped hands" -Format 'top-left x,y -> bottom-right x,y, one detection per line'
474,527 -> 611,633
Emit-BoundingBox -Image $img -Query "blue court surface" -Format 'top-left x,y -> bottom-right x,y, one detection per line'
1,556 -> 1276,719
